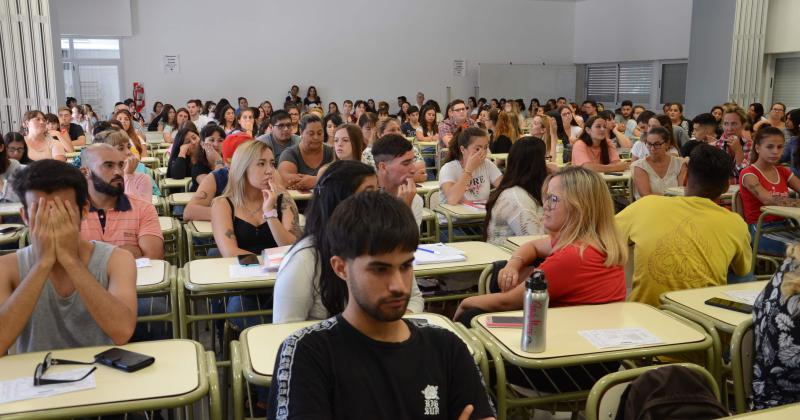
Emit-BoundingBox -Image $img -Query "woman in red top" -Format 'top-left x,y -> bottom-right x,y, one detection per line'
455,166 -> 627,319
740,126 -> 800,256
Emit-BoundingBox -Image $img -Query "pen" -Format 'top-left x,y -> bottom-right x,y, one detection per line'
417,247 -> 438,254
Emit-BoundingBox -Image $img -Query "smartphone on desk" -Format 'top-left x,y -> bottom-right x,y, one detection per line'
237,254 -> 260,266
704,297 -> 753,314
94,347 -> 155,373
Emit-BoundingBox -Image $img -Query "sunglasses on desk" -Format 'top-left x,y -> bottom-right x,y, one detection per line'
33,352 -> 96,386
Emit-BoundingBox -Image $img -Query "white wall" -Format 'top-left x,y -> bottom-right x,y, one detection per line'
53,0 -> 131,36
765,0 -> 800,54
573,0 -> 692,63
112,0 -> 576,110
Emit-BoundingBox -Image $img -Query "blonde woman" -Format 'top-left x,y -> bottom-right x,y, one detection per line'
456,166 -> 627,319
211,140 -> 300,258
114,109 -> 147,157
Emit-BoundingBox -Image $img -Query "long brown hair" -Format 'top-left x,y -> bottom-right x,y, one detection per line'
494,111 -> 519,143
113,109 -> 144,155
577,116 -> 611,164
446,127 -> 489,163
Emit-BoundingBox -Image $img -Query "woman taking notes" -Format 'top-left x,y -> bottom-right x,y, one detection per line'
631,126 -> 687,199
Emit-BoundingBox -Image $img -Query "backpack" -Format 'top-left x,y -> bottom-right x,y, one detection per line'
616,365 -> 729,420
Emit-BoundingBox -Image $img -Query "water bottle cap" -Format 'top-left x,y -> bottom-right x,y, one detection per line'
529,270 -> 547,290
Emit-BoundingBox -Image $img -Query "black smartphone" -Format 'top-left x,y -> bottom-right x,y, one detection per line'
705,297 -> 753,314
94,347 -> 155,372
237,254 -> 259,266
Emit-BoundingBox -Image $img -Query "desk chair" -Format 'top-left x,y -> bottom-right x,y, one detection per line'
585,363 -> 720,420
419,208 -> 439,243
430,191 -> 486,242
730,317 -> 755,414
159,216 -> 182,266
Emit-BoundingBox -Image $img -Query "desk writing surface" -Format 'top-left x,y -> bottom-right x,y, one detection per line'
158,216 -> 176,231
475,302 -> 706,360
191,221 -> 213,234
439,203 -> 486,217
137,259 -> 167,287
0,202 -> 22,216
416,181 -> 440,194
0,224 -> 23,242
246,313 -> 471,378
287,190 -> 312,201
760,205 -> 800,220
602,171 -> 631,181
162,178 -> 191,188
0,340 -> 200,415
661,281 -> 767,327
170,192 -> 194,205
666,184 -> 738,198
505,235 -> 549,250
413,241 -> 510,274
187,257 -> 276,286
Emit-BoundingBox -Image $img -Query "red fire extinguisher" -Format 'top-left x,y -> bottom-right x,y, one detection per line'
132,82 -> 145,113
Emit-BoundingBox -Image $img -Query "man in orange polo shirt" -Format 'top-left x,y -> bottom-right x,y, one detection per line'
79,144 -> 163,259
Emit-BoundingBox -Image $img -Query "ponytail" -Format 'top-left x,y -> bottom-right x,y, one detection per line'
446,126 -> 489,163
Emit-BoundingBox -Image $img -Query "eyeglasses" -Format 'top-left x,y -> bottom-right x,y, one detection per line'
543,193 -> 560,210
274,123 -> 292,130
645,141 -> 666,149
33,352 -> 96,386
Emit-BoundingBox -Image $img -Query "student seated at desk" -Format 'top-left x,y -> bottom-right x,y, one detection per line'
618,144 -> 752,305
485,137 -> 549,247
167,123 -> 222,192
212,140 -> 300,329
23,110 -> 67,162
0,160 -> 137,354
631,127 -> 687,200
455,166 -> 626,393
183,132 -> 251,221
268,191 -> 495,420
571,116 -> 631,173
362,118 -> 427,182
273,160 -> 424,324
331,123 -> 365,162
90,129 -> 154,202
372,134 -> 424,227
277,114 -> 334,191
439,127 -> 502,205
752,244 -> 800,410
740,126 -> 800,256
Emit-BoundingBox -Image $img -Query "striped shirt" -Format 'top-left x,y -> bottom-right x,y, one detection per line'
80,194 -> 162,247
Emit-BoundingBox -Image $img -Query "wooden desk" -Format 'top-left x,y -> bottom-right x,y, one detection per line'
660,281 -> 767,334
0,202 -> 22,217
472,302 -> 711,418
0,340 -> 220,420
231,313 -> 484,420
504,235 -> 549,251
413,241 -> 510,277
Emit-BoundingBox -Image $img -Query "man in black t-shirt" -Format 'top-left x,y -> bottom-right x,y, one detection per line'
267,192 -> 495,420
58,106 -> 86,146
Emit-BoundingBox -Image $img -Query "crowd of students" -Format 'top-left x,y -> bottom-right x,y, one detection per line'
1,87 -> 800,418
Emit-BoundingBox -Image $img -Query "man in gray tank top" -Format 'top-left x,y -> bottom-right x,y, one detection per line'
0,160 -> 137,355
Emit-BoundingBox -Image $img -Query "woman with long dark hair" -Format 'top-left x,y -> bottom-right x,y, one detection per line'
485,137 -> 549,246
272,160 -> 424,323
571,116 -> 630,173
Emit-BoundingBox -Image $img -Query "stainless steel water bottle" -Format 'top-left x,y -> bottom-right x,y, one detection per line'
521,270 -> 549,353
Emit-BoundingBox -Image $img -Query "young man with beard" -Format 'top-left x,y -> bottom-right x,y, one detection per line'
268,191 -> 495,420
79,144 -> 163,260
0,159 -> 137,354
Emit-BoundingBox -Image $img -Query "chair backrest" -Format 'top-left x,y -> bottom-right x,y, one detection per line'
731,317 -> 755,413
586,363 -> 724,420
429,190 -> 442,209
732,188 -> 744,218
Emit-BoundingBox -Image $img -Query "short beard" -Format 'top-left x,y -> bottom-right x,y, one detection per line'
91,171 -> 124,197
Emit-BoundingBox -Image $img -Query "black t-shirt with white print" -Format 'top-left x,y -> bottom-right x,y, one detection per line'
267,315 -> 495,420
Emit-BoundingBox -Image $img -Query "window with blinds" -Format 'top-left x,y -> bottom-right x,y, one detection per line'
585,62 -> 654,107
773,57 -> 800,110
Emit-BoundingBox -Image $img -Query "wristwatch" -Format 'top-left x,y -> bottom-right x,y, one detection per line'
263,209 -> 278,220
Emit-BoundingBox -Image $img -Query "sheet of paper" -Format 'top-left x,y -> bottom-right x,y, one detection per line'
229,264 -> 270,279
723,290 -> 761,305
0,368 -> 96,404
135,258 -> 152,268
414,243 -> 467,266
578,328 -> 664,349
